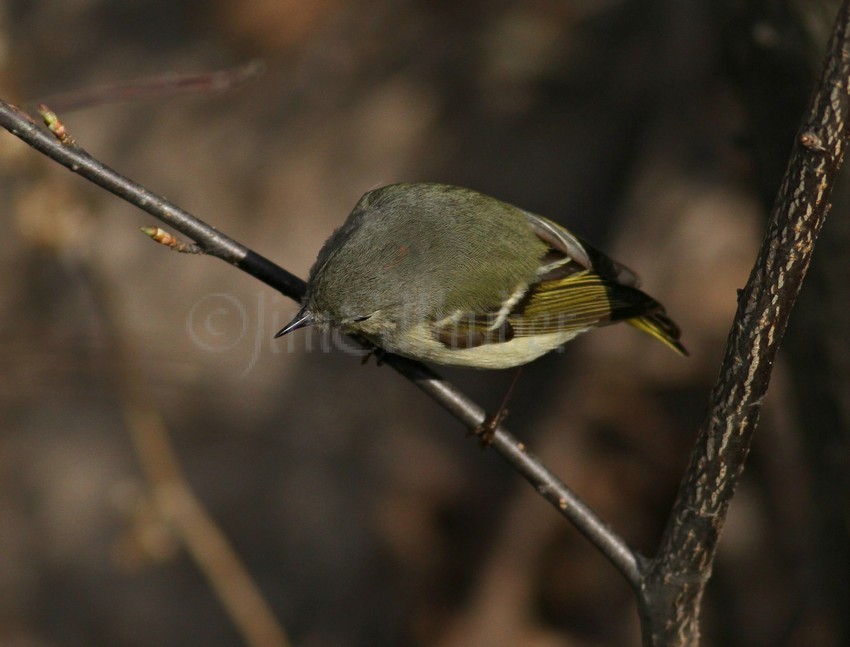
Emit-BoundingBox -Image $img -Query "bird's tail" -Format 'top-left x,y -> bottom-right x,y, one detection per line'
628,313 -> 688,356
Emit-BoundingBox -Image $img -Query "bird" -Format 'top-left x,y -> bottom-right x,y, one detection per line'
276,182 -> 686,369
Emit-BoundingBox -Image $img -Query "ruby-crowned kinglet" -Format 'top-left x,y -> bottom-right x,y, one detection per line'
276,183 -> 686,367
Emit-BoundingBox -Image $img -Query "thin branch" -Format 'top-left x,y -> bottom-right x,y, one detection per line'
0,102 -> 303,296
388,354 -> 642,586
0,100 -> 642,588
33,60 -> 266,113
639,1 -> 850,644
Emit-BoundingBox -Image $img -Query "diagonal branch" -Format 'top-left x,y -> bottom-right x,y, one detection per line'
0,100 -> 642,588
638,1 -> 850,644
33,60 -> 266,113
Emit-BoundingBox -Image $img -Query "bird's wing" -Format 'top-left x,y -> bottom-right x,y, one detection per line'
432,211 -> 687,355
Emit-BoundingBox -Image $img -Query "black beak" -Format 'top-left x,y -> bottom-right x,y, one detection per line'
275,306 -> 315,338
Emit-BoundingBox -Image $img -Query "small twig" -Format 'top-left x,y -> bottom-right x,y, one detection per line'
33,60 -> 266,113
0,97 -> 643,590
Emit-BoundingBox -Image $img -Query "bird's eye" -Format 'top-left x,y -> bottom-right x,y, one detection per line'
353,314 -> 372,322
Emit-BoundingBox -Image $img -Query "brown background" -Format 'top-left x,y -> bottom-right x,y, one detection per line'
0,1 -> 846,646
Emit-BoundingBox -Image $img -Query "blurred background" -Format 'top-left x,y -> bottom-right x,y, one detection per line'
1,0 -> 847,645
